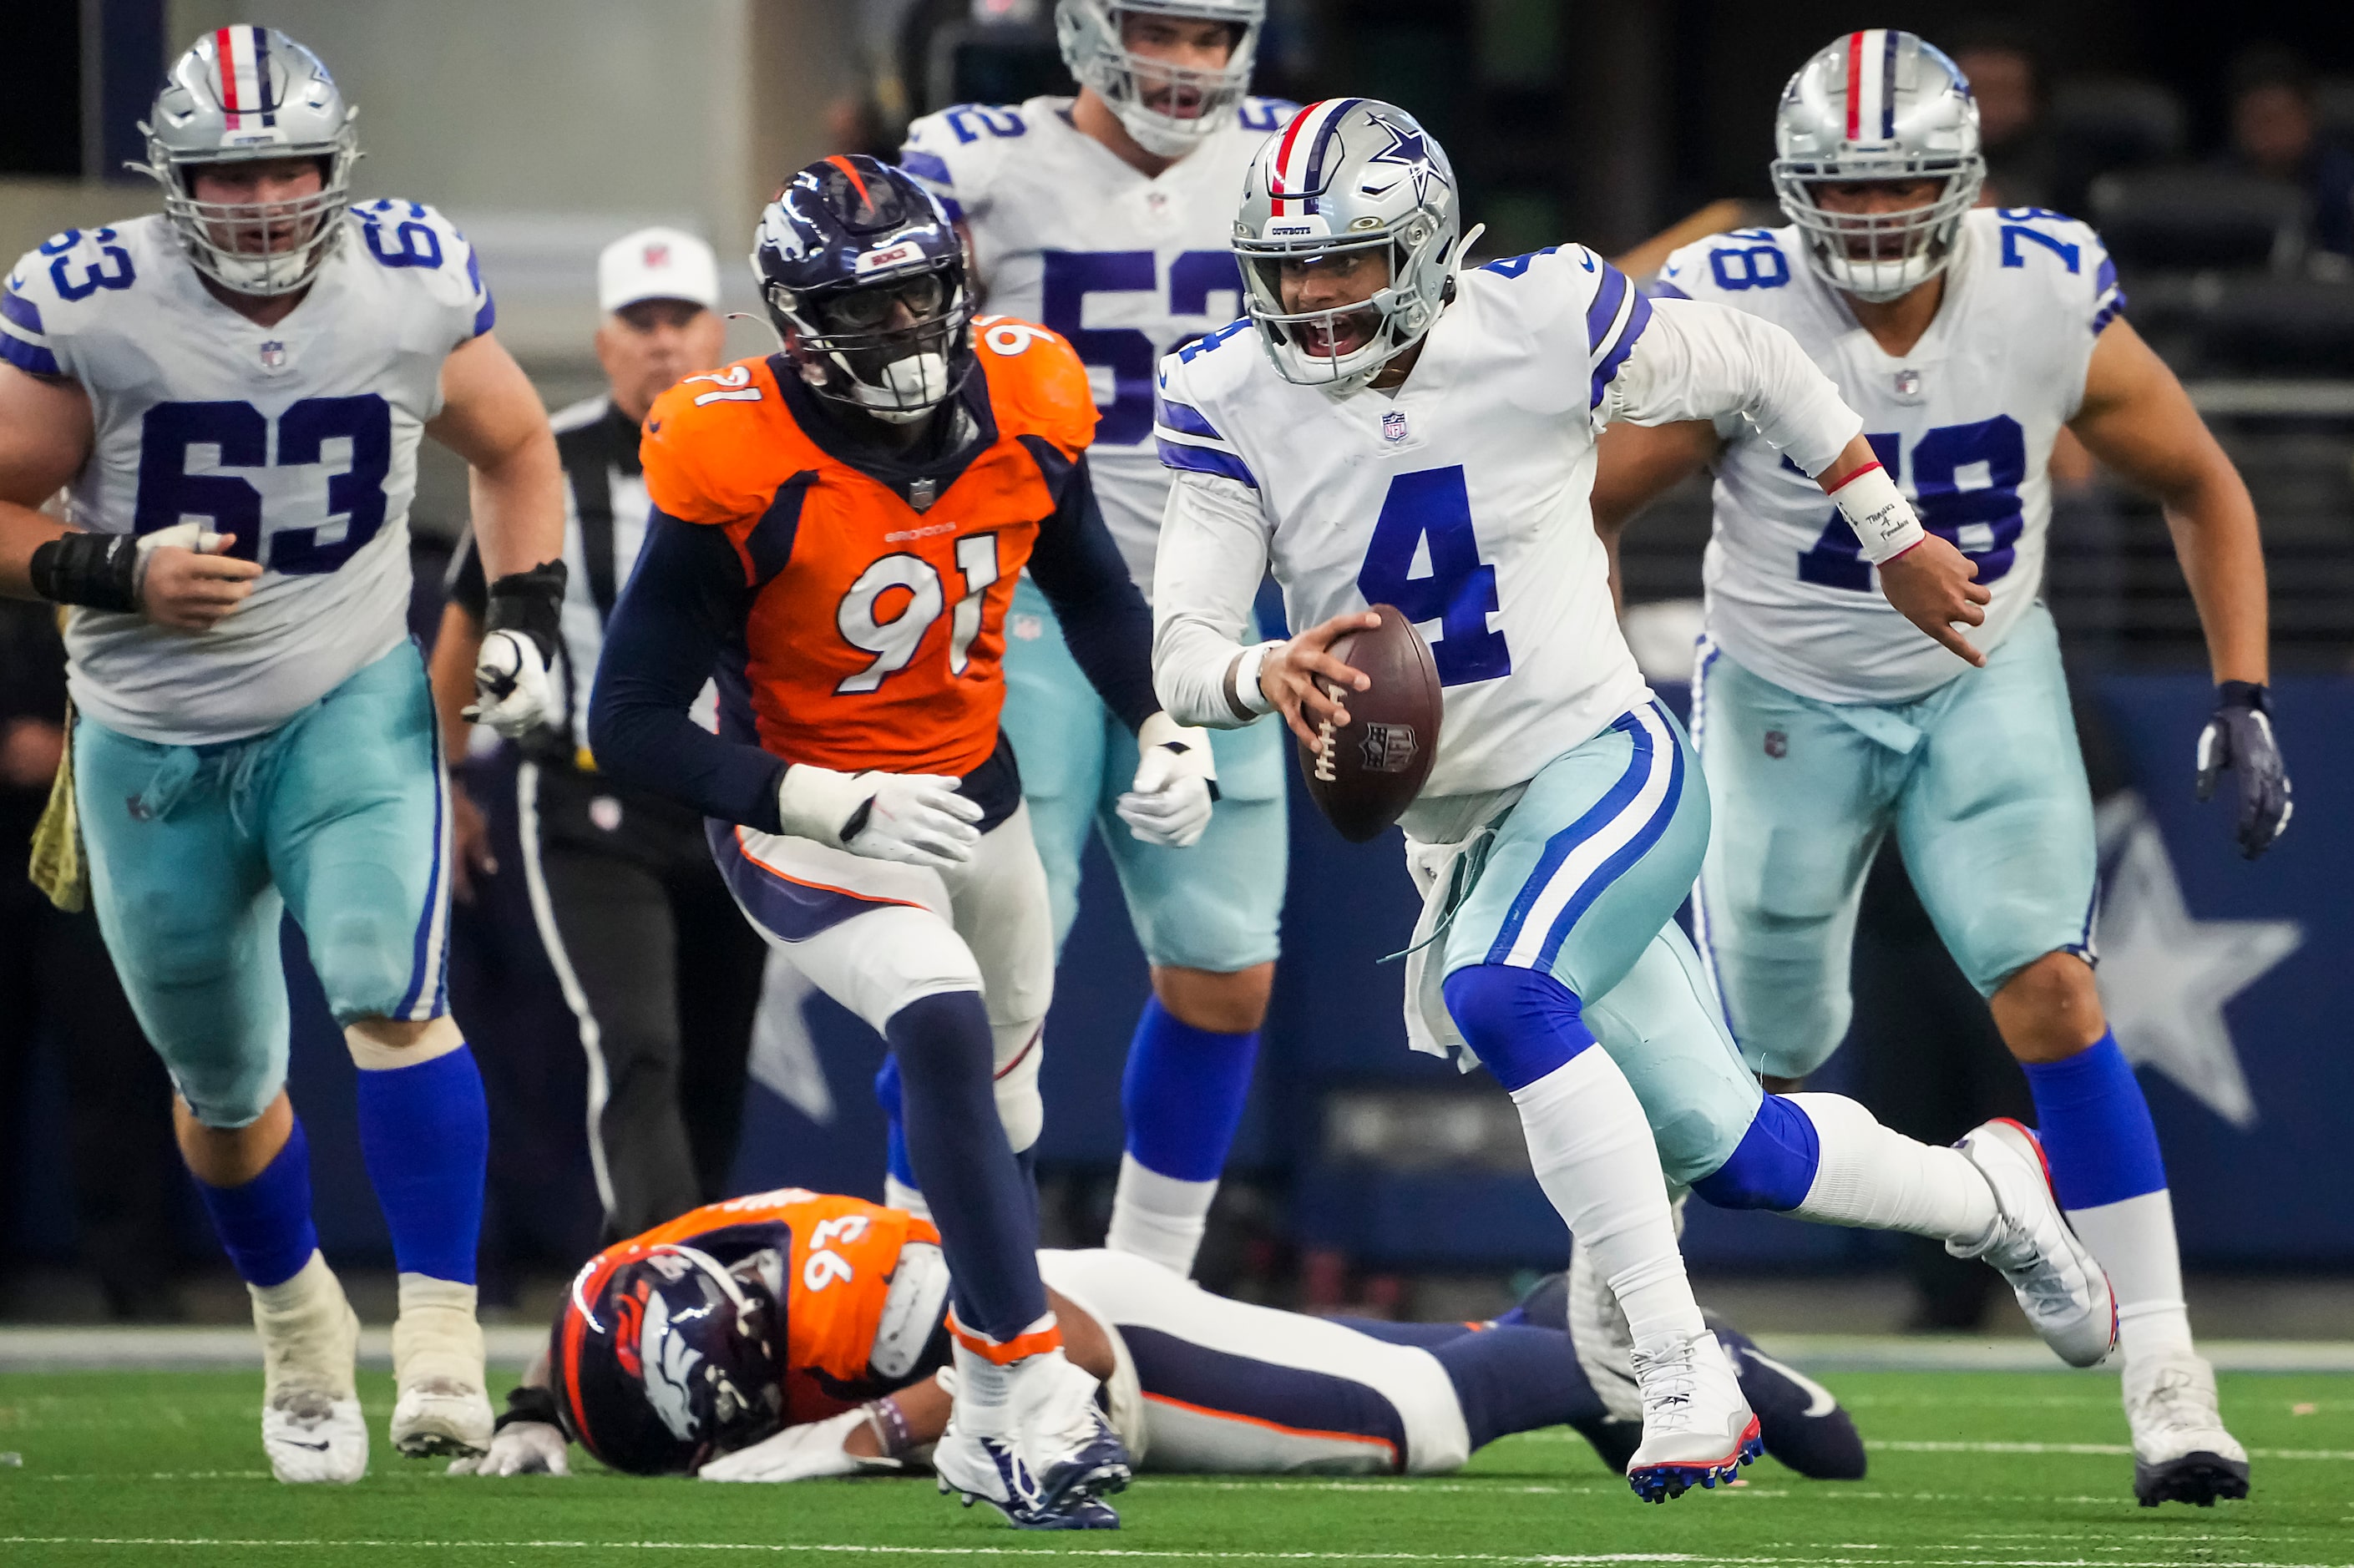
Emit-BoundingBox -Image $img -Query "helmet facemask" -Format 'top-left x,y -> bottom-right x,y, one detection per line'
149,144 -> 357,298
767,261 -> 975,425
1238,218 -> 1456,395
1774,159 -> 1984,302
1057,0 -> 1262,158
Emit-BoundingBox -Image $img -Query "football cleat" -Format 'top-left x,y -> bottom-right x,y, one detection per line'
390,1280 -> 494,1459
1015,1351 -> 1133,1516
2125,1352 -> 2250,1507
1710,1319 -> 1866,1481
934,1429 -> 1121,1530
1625,1331 -> 1761,1503
252,1253 -> 367,1485
1947,1120 -> 2118,1368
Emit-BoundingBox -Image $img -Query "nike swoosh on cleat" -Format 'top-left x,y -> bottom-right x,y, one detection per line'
280,1439 -> 332,1452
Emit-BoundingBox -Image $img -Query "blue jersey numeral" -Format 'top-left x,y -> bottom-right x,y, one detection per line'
944,105 -> 1026,143
1796,417 -> 2028,590
1359,466 -> 1511,686
46,226 -> 136,301
1707,243 -> 1790,291
134,395 -> 394,575
1041,249 -> 1240,446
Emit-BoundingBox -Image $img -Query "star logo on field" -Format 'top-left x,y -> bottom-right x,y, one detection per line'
2092,794 -> 2301,1129
1361,114 -> 1448,206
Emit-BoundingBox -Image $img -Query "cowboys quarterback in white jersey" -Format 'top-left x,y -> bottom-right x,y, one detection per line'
895,0 -> 1298,1277
1153,96 -> 2112,1503
1594,30 -> 2281,1507
0,28 -> 564,1480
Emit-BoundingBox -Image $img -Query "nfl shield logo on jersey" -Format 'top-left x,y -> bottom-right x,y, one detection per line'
1381,410 -> 1409,444
1893,367 -> 1922,398
259,340 -> 287,371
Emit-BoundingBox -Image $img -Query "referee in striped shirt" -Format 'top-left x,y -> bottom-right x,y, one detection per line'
430,229 -> 767,1239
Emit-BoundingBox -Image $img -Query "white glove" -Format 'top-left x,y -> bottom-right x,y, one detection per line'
776,764 -> 983,871
1116,711 -> 1218,849
447,1419 -> 570,1477
463,627 -> 559,739
697,1408 -> 901,1483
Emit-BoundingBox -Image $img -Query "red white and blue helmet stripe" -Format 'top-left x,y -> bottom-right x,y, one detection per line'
214,25 -> 278,129
1842,28 -> 1899,144
1267,97 -> 1364,216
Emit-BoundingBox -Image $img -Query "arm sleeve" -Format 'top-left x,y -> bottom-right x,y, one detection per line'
1021,448 -> 1159,733
587,508 -> 786,832
1600,296 -> 1860,478
1151,470 -> 1273,729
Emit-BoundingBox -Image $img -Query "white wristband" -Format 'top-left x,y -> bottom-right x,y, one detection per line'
774,763 -> 871,847
1828,463 -> 1926,565
1226,641 -> 1281,721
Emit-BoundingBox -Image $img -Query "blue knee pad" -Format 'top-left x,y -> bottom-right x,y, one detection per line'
1441,965 -> 1597,1093
1690,1095 -> 1821,1211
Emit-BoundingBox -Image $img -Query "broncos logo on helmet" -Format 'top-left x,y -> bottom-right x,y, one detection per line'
549,1243 -> 784,1475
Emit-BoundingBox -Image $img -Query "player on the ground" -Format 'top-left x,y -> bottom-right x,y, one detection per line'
1589,32 -> 2281,1508
453,1186 -> 1866,1487
1151,98 -> 2115,1504
0,29 -> 565,1482
880,0 -> 1295,1275
585,154 -> 1215,1530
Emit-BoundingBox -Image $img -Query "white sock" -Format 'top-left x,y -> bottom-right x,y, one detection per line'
2067,1189 -> 2194,1362
1105,1152 -> 1215,1276
883,1175 -> 932,1222
392,1272 -> 482,1388
250,1250 -> 339,1317
1783,1094 -> 1998,1243
1511,1050 -> 1703,1345
949,1323 -> 1060,1439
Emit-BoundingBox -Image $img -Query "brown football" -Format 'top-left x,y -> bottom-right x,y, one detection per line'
1297,603 -> 1443,842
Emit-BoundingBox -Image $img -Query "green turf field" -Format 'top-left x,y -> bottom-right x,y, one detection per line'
2,1368 -> 2349,1565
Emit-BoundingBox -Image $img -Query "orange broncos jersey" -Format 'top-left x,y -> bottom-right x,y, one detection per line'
640,317 -> 1097,778
570,1188 -> 941,1426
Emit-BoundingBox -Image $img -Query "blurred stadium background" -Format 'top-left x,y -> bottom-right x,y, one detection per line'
3,0 -> 2351,1344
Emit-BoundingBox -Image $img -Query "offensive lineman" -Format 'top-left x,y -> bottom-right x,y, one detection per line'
453,1186 -> 1867,1489
0,30 -> 566,1479
891,0 -> 1295,1273
1151,99 -> 2112,1503
587,155 -> 1214,1530
1592,32 -> 2281,1506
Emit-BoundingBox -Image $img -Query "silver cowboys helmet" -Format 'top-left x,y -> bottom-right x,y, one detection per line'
1057,0 -> 1263,159
1772,29 -> 1984,302
1234,99 -> 1466,396
132,26 -> 359,297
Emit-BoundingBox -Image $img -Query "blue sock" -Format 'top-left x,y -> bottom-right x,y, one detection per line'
2020,1030 -> 2167,1211
1441,965 -> 1596,1092
1121,997 -> 1259,1182
874,1055 -> 919,1191
1429,1324 -> 1608,1450
195,1115 -> 320,1288
887,991 -> 1045,1343
1691,1095 -> 1823,1211
355,1044 -> 488,1284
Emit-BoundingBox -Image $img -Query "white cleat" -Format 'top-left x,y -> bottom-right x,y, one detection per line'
2125,1351 -> 2250,1507
1624,1330 -> 1760,1504
1948,1119 -> 2118,1368
1012,1351 -> 1131,1516
389,1277 -> 494,1459
252,1252 -> 367,1485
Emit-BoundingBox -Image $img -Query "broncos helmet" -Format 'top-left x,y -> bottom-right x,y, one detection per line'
754,154 -> 974,425
1056,0 -> 1264,159
549,1243 -> 783,1475
1234,99 -> 1466,396
131,27 -> 360,297
1772,30 -> 1985,302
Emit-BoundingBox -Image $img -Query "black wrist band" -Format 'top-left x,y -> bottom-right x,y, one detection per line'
484,559 -> 568,664
494,1384 -> 564,1434
2217,680 -> 2269,713
29,533 -> 139,613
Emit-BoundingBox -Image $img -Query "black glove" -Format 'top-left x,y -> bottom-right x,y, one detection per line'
2195,680 -> 2291,860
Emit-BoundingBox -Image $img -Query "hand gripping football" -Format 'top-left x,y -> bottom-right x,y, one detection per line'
1297,603 -> 1442,842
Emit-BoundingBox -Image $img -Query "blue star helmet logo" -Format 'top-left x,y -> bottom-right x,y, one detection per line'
1361,114 -> 1448,207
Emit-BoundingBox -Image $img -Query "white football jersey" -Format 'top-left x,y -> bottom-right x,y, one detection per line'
901,94 -> 1293,589
1,203 -> 494,744
1659,207 -> 2123,705
1151,246 -> 1860,819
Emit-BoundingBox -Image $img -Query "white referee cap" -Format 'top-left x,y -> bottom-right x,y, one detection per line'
598,226 -> 718,313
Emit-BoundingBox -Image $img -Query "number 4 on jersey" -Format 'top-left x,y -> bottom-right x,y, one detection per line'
1359,466 -> 1511,686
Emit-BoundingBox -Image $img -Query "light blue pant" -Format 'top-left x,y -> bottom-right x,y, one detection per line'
1693,602 -> 2098,1081
74,643 -> 453,1127
1437,701 -> 1762,1185
1000,575 -> 1286,973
